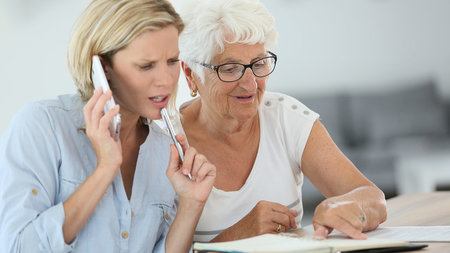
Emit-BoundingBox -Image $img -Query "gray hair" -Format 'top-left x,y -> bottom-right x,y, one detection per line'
178,0 -> 278,84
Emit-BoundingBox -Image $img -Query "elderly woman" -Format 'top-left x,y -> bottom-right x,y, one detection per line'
177,0 -> 386,243
0,0 -> 215,252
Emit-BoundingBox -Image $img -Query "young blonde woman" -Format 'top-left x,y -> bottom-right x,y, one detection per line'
0,0 -> 215,252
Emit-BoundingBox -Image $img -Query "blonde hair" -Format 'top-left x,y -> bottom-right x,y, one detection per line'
179,0 -> 277,84
67,0 -> 184,114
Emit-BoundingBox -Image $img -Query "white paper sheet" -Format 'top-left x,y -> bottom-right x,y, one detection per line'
366,226 -> 450,242
303,225 -> 450,242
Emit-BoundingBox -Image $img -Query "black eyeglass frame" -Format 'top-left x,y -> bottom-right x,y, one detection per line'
198,51 -> 277,83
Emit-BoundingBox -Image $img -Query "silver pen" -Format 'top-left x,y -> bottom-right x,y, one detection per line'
161,108 -> 193,180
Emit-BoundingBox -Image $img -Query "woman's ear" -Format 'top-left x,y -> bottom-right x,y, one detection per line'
98,55 -> 112,80
181,61 -> 196,91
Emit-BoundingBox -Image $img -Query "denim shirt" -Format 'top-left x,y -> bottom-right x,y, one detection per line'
0,94 -> 177,253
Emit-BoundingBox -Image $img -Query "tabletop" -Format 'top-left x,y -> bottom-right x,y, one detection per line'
382,191 -> 450,252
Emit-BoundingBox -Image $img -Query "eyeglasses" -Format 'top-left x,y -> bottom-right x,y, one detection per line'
198,51 -> 277,82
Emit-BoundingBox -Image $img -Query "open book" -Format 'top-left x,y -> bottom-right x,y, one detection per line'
193,229 -> 416,253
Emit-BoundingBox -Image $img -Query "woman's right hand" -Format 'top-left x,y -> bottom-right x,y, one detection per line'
83,87 -> 122,178
63,88 -> 122,244
212,200 -> 298,242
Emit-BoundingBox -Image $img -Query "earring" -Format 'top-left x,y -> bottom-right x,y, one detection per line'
190,89 -> 198,97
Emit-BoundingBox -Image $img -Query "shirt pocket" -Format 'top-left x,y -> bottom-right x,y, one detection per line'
58,176 -> 113,204
161,202 -> 177,227
58,177 -> 83,202
139,202 -> 177,246
57,158 -> 91,202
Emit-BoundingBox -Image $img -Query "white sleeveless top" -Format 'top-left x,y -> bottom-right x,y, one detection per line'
189,92 -> 319,242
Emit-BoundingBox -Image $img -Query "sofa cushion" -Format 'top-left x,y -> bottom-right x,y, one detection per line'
345,80 -> 447,146
367,103 -> 447,145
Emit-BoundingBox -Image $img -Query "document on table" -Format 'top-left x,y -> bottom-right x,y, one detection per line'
193,232 -> 410,253
304,225 -> 450,242
366,226 -> 450,242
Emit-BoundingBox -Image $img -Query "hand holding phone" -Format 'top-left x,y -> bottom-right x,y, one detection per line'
91,55 -> 121,141
161,108 -> 192,180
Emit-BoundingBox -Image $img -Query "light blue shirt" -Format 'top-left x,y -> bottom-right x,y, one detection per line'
0,94 -> 177,252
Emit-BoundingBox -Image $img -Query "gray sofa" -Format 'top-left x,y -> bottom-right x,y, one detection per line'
294,79 -> 450,208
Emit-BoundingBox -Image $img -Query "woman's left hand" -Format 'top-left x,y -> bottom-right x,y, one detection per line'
312,198 -> 367,240
164,134 -> 215,253
166,134 -> 216,204
312,187 -> 387,240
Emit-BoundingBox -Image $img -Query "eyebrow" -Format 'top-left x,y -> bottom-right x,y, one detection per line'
219,52 -> 268,64
137,51 -> 180,62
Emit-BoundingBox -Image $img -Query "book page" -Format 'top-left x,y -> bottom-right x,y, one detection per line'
284,231 -> 408,252
193,230 -> 408,253
194,234 -> 331,253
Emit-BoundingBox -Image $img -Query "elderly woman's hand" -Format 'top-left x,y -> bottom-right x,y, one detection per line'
211,200 -> 298,242
312,199 -> 367,240
312,186 -> 387,240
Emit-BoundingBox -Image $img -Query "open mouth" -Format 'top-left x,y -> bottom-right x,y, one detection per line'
237,95 -> 253,99
148,95 -> 170,107
150,96 -> 166,102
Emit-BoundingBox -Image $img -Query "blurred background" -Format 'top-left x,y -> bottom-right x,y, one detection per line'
1,0 -> 450,225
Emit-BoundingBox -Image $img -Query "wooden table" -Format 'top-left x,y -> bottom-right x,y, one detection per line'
382,191 -> 450,252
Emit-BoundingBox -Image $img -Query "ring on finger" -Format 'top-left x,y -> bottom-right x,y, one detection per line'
359,215 -> 366,223
276,224 -> 282,233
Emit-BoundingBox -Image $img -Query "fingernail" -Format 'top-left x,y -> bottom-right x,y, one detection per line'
183,168 -> 189,175
313,235 -> 325,240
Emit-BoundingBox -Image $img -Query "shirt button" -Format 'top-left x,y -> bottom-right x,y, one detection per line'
131,210 -> 134,217
165,213 -> 169,220
291,105 -> 298,110
122,231 -> 129,239
303,110 -> 310,115
278,97 -> 284,102
265,101 -> 271,106
31,189 -> 38,195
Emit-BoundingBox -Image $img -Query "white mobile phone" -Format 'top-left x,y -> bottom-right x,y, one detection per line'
91,55 -> 121,141
161,108 -> 192,179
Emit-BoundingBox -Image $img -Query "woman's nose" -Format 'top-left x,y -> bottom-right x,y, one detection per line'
238,68 -> 257,91
155,65 -> 174,87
